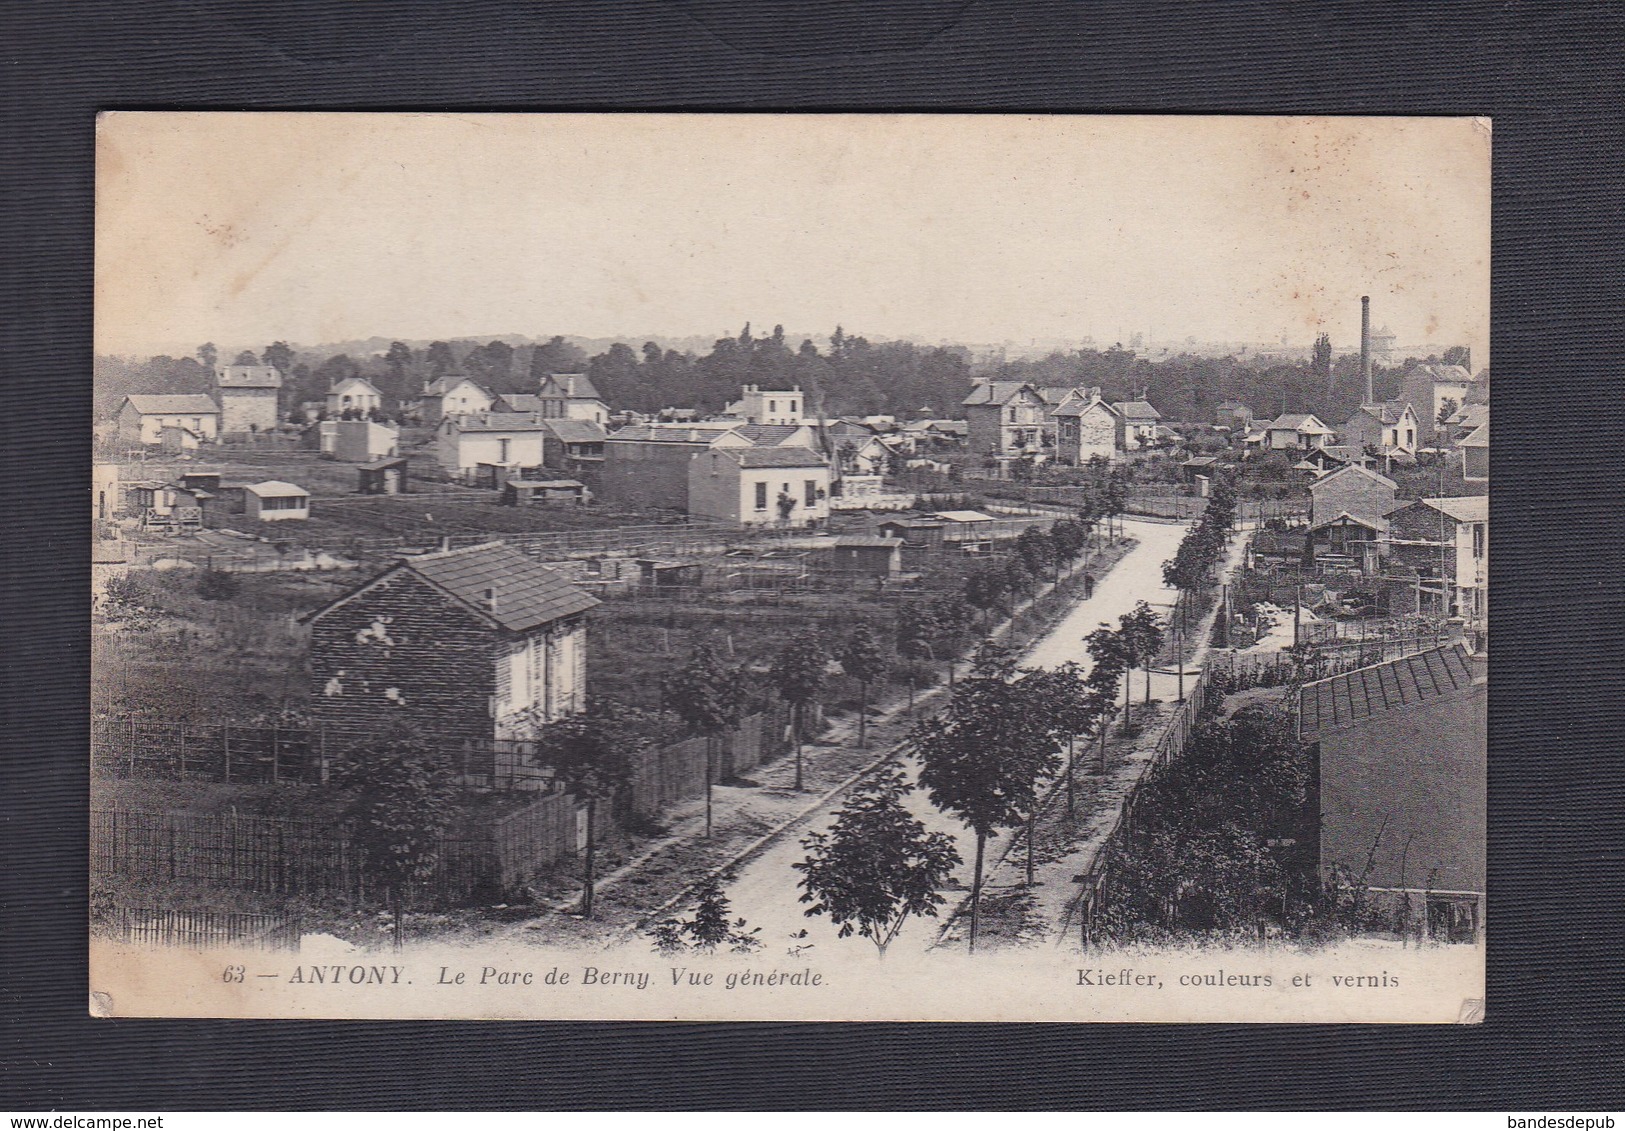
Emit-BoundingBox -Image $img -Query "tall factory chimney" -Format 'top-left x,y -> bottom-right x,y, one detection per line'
1360,295 -> 1373,405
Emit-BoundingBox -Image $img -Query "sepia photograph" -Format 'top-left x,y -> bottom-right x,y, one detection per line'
89,112 -> 1489,1022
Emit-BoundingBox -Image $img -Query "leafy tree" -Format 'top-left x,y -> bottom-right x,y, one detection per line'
1436,397 -> 1459,429
529,335 -> 589,383
232,350 -> 260,366
1084,625 -> 1130,763
196,342 -> 217,370
533,699 -> 653,917
334,729 -> 460,950
1121,601 -> 1166,705
795,767 -> 961,958
1441,345 -> 1471,369
649,870 -> 762,955
661,641 -> 747,839
769,637 -> 831,791
425,340 -> 456,378
838,623 -> 888,749
263,341 -> 294,375
1015,525 -> 1057,581
912,656 -> 1058,952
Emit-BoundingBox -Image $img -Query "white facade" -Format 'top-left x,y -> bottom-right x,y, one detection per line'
326,377 -> 383,417
437,418 -> 548,475
731,385 -> 805,426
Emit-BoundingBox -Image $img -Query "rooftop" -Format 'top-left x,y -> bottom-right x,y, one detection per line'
215,365 -> 283,389
734,423 -> 807,446
962,381 -> 1039,407
245,480 -> 308,498
124,394 -> 220,415
1420,495 -> 1489,523
1269,413 -> 1332,433
721,446 -> 830,469
544,419 -> 608,444
1111,400 -> 1163,421
395,542 -> 599,633
455,413 -> 551,433
930,509 -> 996,523
1298,644 -> 1477,740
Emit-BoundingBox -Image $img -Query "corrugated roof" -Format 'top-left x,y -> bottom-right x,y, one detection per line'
399,542 -> 599,632
124,394 -> 220,415
1299,644 -> 1476,739
215,365 -> 282,389
721,446 -> 829,469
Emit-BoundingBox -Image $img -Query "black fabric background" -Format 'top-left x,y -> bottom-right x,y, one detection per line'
4,0 -> 1623,1111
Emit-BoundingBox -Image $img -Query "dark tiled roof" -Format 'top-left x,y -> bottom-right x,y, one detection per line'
544,373 -> 603,401
606,424 -> 717,443
399,542 -> 599,632
544,419 -> 608,444
1111,400 -> 1162,421
734,423 -> 804,445
494,393 -> 545,412
723,446 -> 830,469
1298,644 -> 1475,739
962,381 -> 1038,406
1269,413 -> 1331,432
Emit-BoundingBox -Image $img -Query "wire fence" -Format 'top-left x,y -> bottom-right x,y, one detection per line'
91,904 -> 303,951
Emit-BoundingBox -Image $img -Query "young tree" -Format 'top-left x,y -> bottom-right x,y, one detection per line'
533,698 -> 652,917
795,767 -> 961,958
769,636 -> 831,790
334,729 -> 460,950
661,641 -> 747,839
839,623 -> 888,749
1122,601 -> 1167,705
649,870 -> 762,955
1085,625 -> 1130,765
894,603 -> 940,711
913,655 -> 1055,953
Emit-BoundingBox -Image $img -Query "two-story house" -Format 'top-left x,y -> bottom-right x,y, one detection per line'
536,373 -> 609,425
417,376 -> 494,426
1262,413 -> 1335,452
962,380 -> 1048,457
1306,464 -> 1399,571
305,541 -> 599,742
1214,401 -> 1255,430
437,413 -> 550,483
214,364 -> 282,434
723,384 -> 805,425
689,445 -> 831,528
326,376 -> 384,418
1340,401 -> 1421,461
1050,391 -> 1121,464
1109,400 -> 1164,450
1387,495 -> 1488,624
1399,364 -> 1473,443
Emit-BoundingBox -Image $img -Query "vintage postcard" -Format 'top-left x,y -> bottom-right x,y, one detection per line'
91,113 -> 1488,1021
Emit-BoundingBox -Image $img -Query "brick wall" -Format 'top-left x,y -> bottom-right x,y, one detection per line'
309,570 -> 498,742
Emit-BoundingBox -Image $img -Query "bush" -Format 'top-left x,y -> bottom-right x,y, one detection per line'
196,569 -> 241,601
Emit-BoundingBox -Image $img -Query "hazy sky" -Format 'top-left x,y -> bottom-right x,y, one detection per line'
97,113 -> 1489,362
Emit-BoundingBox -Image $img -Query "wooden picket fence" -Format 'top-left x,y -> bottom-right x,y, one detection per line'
93,905 -> 302,951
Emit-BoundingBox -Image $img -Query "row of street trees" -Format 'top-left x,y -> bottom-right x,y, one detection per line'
962,519 -> 1099,622
1161,474 -> 1239,638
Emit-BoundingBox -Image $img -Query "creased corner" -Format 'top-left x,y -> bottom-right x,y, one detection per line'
89,990 -> 114,1018
1458,997 -> 1485,1024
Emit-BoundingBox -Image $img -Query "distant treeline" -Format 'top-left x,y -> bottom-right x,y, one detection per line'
95,327 -> 1470,425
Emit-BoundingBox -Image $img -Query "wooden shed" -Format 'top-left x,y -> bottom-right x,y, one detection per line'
829,536 -> 904,577
358,457 -> 409,495
502,477 -> 588,506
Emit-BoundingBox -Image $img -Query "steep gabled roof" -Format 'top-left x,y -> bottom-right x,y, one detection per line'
1036,385 -> 1082,406
123,394 -> 220,416
1407,363 -> 1473,385
1351,401 -> 1413,426
423,375 -> 488,397
330,376 -> 383,395
1458,423 -> 1489,449
1310,462 -> 1398,493
1298,644 -> 1477,740
541,373 -> 603,401
1052,391 -> 1118,418
307,541 -> 599,633
961,381 -> 1040,407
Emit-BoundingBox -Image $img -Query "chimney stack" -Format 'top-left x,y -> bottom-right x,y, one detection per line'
1360,295 -> 1373,404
